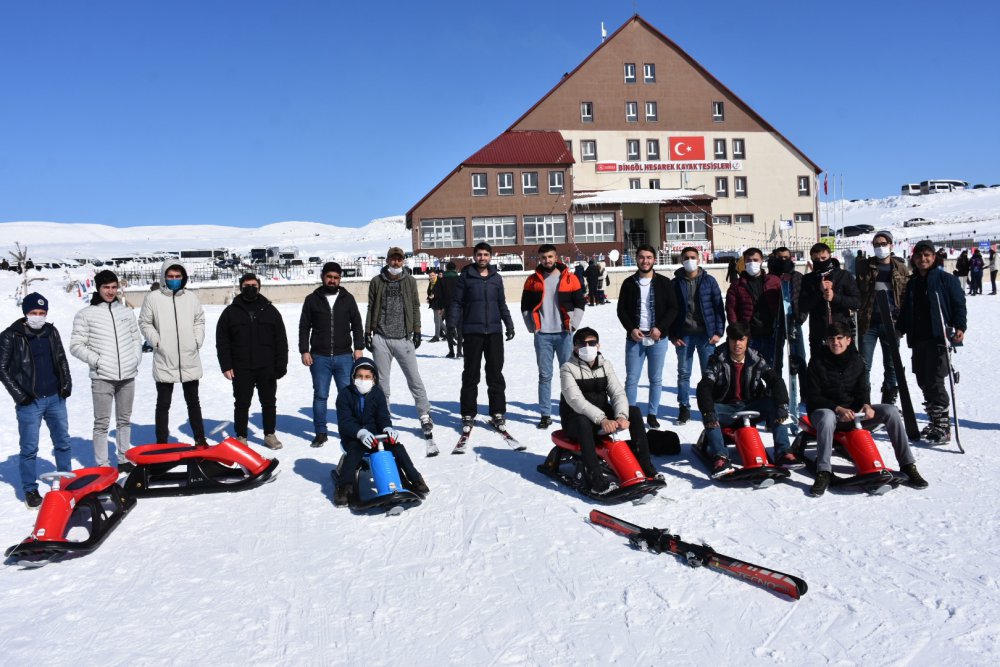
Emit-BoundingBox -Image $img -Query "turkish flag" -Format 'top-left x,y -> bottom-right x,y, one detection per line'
668,136 -> 705,161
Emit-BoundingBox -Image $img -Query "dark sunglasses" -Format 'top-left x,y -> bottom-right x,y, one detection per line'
577,340 -> 599,347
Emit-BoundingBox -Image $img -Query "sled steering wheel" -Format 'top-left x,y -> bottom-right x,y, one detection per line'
39,471 -> 76,491
733,410 -> 761,428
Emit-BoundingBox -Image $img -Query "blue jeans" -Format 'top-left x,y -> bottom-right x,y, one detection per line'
859,323 -> 897,390
310,353 -> 354,434
749,335 -> 776,366
534,331 -> 572,417
16,394 -> 72,494
674,333 -> 716,408
624,337 -> 668,416
702,398 -> 790,459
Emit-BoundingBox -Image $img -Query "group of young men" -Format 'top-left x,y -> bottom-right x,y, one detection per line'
0,233 -> 968,507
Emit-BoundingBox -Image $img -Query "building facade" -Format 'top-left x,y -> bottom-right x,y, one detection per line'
407,15 -> 821,265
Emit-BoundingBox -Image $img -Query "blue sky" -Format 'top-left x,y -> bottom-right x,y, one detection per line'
2,1 -> 998,228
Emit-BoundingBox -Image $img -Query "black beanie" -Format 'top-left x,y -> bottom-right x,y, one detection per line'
322,262 -> 342,276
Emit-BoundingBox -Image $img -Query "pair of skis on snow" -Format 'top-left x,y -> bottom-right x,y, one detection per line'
449,419 -> 524,455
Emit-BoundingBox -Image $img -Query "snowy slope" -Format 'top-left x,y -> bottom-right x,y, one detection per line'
0,269 -> 997,665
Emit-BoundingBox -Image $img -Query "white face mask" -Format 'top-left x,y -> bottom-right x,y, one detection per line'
682,259 -> 698,273
387,266 -> 403,276
26,315 -> 47,330
576,345 -> 599,363
873,245 -> 891,259
745,261 -> 762,276
354,378 -> 374,394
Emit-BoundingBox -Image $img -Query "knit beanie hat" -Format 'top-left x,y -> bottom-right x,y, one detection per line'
22,292 -> 48,314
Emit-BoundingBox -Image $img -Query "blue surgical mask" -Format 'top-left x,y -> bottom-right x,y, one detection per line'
165,278 -> 183,292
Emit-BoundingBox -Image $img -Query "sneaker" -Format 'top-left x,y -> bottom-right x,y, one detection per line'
263,433 -> 283,450
710,455 -> 732,478
24,489 -> 42,510
901,463 -> 929,489
589,472 -> 611,493
409,477 -> 430,495
428,337 -> 440,343
446,351 -> 455,359
456,352 -> 463,358
536,415 -> 553,430
461,415 -> 475,434
235,435 -> 249,445
420,414 -> 434,435
881,386 -> 899,405
646,414 -> 660,429
775,451 -> 800,468
490,413 -> 506,431
117,461 -> 135,474
333,484 -> 350,507
810,471 -> 831,497
677,406 -> 690,425
310,433 -> 328,448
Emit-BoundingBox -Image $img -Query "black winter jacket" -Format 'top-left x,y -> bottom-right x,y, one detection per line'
617,272 -> 678,335
216,295 -> 289,375
799,266 -> 861,340
298,287 -> 365,356
696,347 -> 788,424
0,320 -> 72,405
448,264 -> 514,335
803,346 -> 870,412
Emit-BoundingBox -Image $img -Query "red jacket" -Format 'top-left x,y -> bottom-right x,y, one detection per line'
726,272 -> 782,334
520,264 -> 585,332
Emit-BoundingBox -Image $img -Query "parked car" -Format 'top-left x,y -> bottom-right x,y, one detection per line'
838,224 -> 875,237
904,218 -> 934,228
973,184 -> 987,189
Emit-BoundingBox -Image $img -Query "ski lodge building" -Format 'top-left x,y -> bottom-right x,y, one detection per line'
406,15 -> 821,264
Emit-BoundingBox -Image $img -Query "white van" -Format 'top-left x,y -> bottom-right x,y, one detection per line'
901,183 -> 921,195
920,179 -> 967,194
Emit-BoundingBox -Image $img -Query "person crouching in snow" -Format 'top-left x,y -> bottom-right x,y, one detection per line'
333,357 -> 428,506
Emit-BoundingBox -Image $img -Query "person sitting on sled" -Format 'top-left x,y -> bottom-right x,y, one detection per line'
333,357 -> 428,506
696,322 -> 793,476
803,321 -> 927,497
552,327 -> 658,493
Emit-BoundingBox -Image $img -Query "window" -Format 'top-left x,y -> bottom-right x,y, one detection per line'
646,139 -> 660,160
498,172 -> 513,196
629,178 -> 641,189
666,212 -> 708,240
626,139 -> 640,161
472,216 -> 516,246
574,212 -> 615,243
734,176 -> 747,197
523,214 -> 566,244
624,63 -> 636,83
645,101 -> 658,121
715,177 -> 729,198
732,138 -> 745,159
713,138 -> 727,160
712,101 -> 725,122
643,63 -> 656,83
649,179 -> 660,189
625,101 -> 638,122
471,173 -> 487,197
798,176 -> 811,196
419,218 -> 466,249
713,215 -> 732,226
548,171 -> 564,194
794,213 -> 814,223
522,172 -> 538,195
580,102 -> 593,123
581,140 -> 597,161
735,214 -> 755,224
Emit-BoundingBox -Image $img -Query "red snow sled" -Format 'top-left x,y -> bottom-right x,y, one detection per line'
537,429 -> 666,503
791,415 -> 907,495
693,411 -> 791,489
123,437 -> 278,497
5,468 -> 136,566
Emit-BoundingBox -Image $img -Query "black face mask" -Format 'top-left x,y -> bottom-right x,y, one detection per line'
768,258 -> 793,275
241,285 -> 259,301
813,258 -> 833,274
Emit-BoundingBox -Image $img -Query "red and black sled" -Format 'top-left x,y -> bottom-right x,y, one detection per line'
537,429 -> 666,504
791,415 -> 907,495
123,437 -> 278,497
693,411 -> 791,489
5,468 -> 136,566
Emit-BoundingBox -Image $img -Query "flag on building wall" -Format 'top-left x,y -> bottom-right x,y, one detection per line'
668,136 -> 705,161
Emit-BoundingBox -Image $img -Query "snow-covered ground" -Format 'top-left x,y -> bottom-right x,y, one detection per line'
0,266 -> 997,665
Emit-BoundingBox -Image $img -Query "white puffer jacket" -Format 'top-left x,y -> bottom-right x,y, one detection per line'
70,298 -> 143,381
138,261 -> 206,383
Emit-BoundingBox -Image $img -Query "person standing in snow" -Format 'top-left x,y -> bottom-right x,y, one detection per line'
799,242 -> 861,358
725,247 -> 782,366
70,270 -> 142,470
139,261 -> 207,446
0,292 -> 73,508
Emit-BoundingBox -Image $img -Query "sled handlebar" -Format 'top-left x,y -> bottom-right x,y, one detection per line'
39,471 -> 76,491
734,410 -> 761,428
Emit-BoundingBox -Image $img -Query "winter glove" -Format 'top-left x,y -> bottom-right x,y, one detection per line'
357,429 -> 375,448
364,332 -> 374,352
505,328 -> 515,341
412,331 -> 421,349
383,427 -> 399,442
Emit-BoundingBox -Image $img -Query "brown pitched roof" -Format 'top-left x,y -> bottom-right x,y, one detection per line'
464,130 -> 574,166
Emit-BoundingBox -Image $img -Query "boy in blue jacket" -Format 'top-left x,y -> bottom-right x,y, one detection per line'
333,357 -> 428,506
